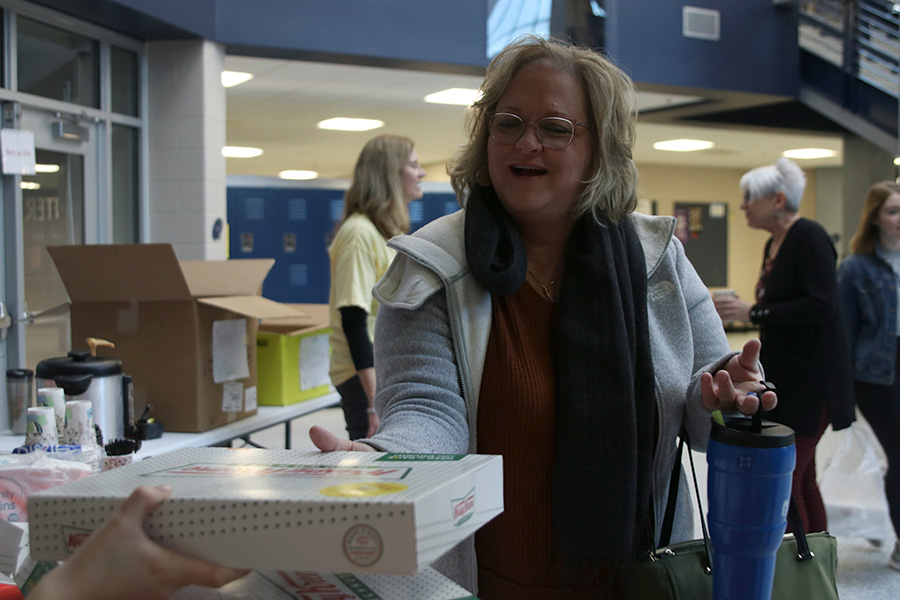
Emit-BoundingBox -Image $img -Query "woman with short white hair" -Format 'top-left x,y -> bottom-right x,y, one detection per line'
714,157 -> 855,534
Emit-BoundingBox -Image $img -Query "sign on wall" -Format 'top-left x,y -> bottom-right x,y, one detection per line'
673,201 -> 728,287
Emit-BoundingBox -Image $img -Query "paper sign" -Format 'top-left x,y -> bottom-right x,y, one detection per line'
299,333 -> 330,391
0,129 -> 36,175
222,381 -> 244,412
244,386 -> 257,412
212,319 -> 250,384
709,203 -> 726,218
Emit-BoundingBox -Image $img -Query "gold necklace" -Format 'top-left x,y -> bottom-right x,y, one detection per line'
526,267 -> 559,302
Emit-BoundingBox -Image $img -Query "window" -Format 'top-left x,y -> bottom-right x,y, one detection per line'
17,15 -> 99,107
111,45 -> 139,116
111,124 -> 140,243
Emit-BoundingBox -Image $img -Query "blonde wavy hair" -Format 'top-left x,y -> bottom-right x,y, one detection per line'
447,35 -> 639,223
342,134 -> 414,238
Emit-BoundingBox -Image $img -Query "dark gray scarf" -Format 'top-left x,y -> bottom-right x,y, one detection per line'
464,184 -> 656,561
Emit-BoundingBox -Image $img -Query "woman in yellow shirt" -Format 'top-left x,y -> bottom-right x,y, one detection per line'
327,135 -> 426,439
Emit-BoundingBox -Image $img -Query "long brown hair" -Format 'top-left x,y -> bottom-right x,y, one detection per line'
849,181 -> 900,255
341,134 -> 414,238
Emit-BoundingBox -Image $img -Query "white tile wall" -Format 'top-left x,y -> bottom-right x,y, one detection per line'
147,39 -> 227,261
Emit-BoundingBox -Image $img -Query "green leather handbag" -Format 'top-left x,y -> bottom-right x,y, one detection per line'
622,433 -> 840,600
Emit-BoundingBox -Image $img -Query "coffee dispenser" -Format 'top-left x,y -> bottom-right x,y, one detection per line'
35,350 -> 130,443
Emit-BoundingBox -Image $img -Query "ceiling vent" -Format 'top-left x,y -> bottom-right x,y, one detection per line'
683,6 -> 720,41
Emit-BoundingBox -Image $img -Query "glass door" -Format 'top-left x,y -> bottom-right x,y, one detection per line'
3,107 -> 98,382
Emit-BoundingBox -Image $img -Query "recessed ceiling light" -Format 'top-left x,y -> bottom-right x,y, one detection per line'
317,118 -> 384,132
279,170 -> 319,180
782,148 -> 838,159
34,164 -> 60,173
222,146 -> 263,158
20,181 -> 40,190
221,71 -> 253,87
652,139 -> 715,152
424,88 -> 482,106
894,156 -> 900,166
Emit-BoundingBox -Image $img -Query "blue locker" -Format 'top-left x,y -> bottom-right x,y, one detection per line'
227,185 -> 458,304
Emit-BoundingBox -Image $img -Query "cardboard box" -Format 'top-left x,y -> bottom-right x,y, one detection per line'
171,567 -> 478,599
257,304 -> 333,406
46,245 -> 305,432
28,447 -> 503,575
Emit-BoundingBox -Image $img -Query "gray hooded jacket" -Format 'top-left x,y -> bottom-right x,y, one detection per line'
364,209 -> 735,592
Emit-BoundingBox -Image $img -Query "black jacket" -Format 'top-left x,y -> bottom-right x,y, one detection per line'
750,218 -> 855,436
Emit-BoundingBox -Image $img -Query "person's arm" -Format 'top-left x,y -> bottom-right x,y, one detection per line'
749,223 -> 839,324
29,485 -> 248,600
667,235 -> 773,445
312,292 -> 469,455
837,258 -> 862,358
340,305 -> 379,436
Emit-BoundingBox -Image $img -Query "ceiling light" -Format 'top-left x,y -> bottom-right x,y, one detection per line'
893,156 -> 900,166
653,139 -> 715,152
424,88 -> 482,106
221,71 -> 253,87
279,170 -> 318,180
20,181 -> 40,190
782,148 -> 837,159
34,164 -> 60,173
222,146 -> 263,158
317,118 -> 384,132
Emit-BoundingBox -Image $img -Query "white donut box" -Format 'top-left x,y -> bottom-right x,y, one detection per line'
27,447 -> 504,575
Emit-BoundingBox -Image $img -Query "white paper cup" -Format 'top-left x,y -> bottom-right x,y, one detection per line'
102,454 -> 134,471
65,400 -> 97,448
25,406 -> 58,445
37,387 -> 66,442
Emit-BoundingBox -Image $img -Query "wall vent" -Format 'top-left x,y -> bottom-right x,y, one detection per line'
683,6 -> 720,41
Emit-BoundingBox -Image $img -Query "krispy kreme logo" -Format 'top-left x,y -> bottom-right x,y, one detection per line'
63,526 -> 94,553
452,488 -> 475,526
148,463 -> 411,480
275,570 -> 373,599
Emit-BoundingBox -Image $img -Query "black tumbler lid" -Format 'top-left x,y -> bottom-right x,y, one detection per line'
6,368 -> 34,379
710,415 -> 795,449
35,351 -> 123,379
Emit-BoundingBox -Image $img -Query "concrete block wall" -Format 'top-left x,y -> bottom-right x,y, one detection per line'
147,39 -> 228,260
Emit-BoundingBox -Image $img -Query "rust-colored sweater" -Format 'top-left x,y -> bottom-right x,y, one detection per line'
475,283 -> 615,599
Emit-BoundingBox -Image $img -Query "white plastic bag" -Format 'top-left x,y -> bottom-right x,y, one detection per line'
819,422 -> 893,539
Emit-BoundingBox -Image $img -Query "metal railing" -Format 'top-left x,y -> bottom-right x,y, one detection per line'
800,0 -> 900,97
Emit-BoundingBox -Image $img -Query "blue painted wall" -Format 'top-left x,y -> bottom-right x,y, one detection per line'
37,0 -> 798,93
605,0 -> 799,97
35,0 -> 489,71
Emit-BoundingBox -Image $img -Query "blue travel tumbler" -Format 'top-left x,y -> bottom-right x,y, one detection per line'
707,415 -> 795,600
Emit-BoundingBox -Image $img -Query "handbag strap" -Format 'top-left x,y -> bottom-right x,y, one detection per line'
660,427 -> 813,567
788,493 -> 815,561
659,429 -> 713,573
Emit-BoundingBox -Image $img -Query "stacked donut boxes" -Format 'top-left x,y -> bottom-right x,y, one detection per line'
27,448 -> 503,575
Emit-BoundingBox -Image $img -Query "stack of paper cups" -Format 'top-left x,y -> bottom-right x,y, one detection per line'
64,400 -> 97,448
25,407 -> 58,446
36,388 -> 66,443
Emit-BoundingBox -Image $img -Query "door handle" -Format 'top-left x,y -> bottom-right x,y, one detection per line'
0,301 -> 10,340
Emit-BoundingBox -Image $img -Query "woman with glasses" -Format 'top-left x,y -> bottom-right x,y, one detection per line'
311,36 -> 776,598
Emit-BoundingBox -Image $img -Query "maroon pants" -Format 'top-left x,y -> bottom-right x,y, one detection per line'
787,409 -> 830,533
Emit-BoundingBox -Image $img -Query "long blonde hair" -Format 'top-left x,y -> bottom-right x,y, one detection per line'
342,134 -> 414,238
850,181 -> 900,255
447,35 -> 639,223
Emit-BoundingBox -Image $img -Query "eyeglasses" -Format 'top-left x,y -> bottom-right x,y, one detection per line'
488,112 -> 589,149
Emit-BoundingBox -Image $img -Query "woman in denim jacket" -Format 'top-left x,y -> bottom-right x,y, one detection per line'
838,180 -> 900,571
